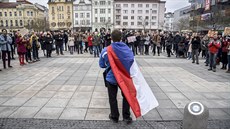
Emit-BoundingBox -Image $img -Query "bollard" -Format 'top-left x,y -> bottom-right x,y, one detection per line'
182,101 -> 209,129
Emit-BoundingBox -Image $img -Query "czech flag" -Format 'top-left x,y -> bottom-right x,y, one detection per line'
107,42 -> 159,118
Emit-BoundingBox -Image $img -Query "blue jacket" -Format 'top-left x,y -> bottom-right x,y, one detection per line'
0,34 -> 12,51
99,47 -> 117,84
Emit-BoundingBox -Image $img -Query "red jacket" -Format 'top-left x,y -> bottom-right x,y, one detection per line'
208,41 -> 220,54
88,36 -> 93,46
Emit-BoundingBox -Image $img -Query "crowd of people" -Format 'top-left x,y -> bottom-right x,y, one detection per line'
0,28 -> 230,73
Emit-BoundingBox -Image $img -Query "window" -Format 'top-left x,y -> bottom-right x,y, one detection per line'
20,20 -> 23,26
146,4 -> 149,8
123,22 -> 128,26
87,20 -> 90,25
123,16 -> 128,20
123,4 -> 128,7
81,20 -> 85,25
116,4 -> 120,8
123,10 -> 128,14
152,22 -> 156,25
10,20 -> 13,26
152,16 -> 157,20
100,17 -> 105,22
0,20 -> 3,26
67,6 -> 70,12
14,12 -> 17,16
108,17 -> 111,22
0,12 -> 2,17
137,22 -> 142,25
9,12 -> 12,16
138,10 -> 142,14
146,10 -> 149,13
95,1 -> 98,5
108,1 -> 111,5
100,1 -> 105,5
80,13 -> 84,18
87,13 -> 90,18
116,15 -> 120,19
131,16 -> 134,20
62,14 -> 64,19
31,11 -> 33,16
145,16 -> 149,20
68,15 -> 70,19
75,20 -> 78,25
19,11 -> 22,16
95,17 -> 98,22
131,22 -> 134,25
116,21 -> 120,25
95,9 -> 98,14
62,6 -> 64,11
5,12 -> 7,17
138,4 -> 142,7
152,4 -> 157,8
75,13 -> 78,18
108,9 -> 111,14
27,11 -> 30,16
138,16 -> 142,20
131,10 -> 134,14
5,20 -> 8,26
52,7 -> 54,12
52,15 -> 55,20
152,10 -> 157,14
15,20 -> 18,26
131,4 -> 134,8
145,22 -> 148,26
100,9 -> 105,14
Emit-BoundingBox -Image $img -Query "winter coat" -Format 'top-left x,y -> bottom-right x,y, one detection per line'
0,34 -> 12,51
16,37 -> 26,54
88,36 -> 93,47
208,40 -> 220,54
45,37 -> 53,51
92,35 -> 100,46
68,37 -> 75,47
191,37 -> 201,50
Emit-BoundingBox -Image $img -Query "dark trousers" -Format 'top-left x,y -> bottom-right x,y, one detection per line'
26,49 -> 32,62
166,48 -> 171,57
10,44 -> 15,59
153,44 -> 160,55
2,51 -> 11,68
144,45 -> 149,55
84,42 -> 88,53
107,82 -> 130,119
56,45 -> 63,55
32,43 -> 39,60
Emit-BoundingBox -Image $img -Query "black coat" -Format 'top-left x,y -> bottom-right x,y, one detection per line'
45,37 -> 53,51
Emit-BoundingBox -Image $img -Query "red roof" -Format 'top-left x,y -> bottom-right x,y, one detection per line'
0,2 -> 19,8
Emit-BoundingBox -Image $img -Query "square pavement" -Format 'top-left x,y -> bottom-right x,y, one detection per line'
0,52 -> 229,121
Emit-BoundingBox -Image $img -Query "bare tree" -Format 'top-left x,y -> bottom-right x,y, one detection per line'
175,18 -> 190,31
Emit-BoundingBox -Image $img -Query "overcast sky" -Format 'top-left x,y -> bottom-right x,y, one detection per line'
9,0 -> 191,13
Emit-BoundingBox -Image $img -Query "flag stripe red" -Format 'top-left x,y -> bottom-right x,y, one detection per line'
107,46 -> 141,118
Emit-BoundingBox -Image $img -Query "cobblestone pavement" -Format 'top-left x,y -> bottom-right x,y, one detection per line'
0,51 -> 229,128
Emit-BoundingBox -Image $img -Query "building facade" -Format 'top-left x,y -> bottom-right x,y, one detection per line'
163,12 -> 174,31
48,0 -> 74,31
173,5 -> 191,31
73,0 -> 92,32
92,0 -> 114,31
189,0 -> 230,31
114,0 -> 165,31
0,0 -> 47,32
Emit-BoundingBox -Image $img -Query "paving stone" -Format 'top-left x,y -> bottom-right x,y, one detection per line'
0,90 -> 21,97
35,91 -> 56,98
72,92 -> 92,99
59,85 -> 78,92
43,85 -> 63,91
59,108 -> 87,120
209,109 -> 230,120
77,86 -> 95,92
157,108 -> 183,120
165,93 -> 188,100
89,98 -> 110,108
0,107 -> 18,118
23,97 -> 50,107
142,109 -> 162,120
171,99 -> 191,109
2,98 -> 29,106
85,108 -> 110,120
34,107 -> 64,119
92,92 -> 108,99
52,92 -> 74,99
160,86 -> 179,93
67,98 -> 91,108
45,98 -> 69,108
156,99 -> 177,109
15,90 -> 38,98
0,97 -> 10,105
9,107 -> 40,118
